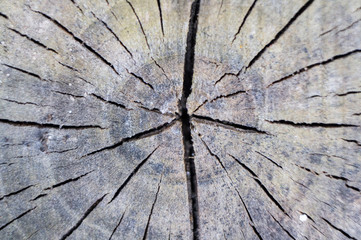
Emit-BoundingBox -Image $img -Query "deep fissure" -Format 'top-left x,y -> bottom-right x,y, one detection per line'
180,0 -> 201,239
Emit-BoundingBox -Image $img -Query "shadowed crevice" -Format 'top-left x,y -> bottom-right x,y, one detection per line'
232,0 -> 258,43
108,147 -> 159,204
193,114 -> 268,134
126,0 -> 151,50
8,27 -> 58,54
0,207 -> 37,231
246,0 -> 314,69
180,1 -> 201,239
81,118 -> 177,158
59,194 -> 107,240
30,7 -> 120,75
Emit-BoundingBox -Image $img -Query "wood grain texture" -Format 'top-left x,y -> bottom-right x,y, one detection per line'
0,0 -> 360,239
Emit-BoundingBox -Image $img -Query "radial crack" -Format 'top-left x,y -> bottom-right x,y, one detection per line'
81,118 -> 177,158
109,210 -> 127,240
193,114 -> 268,134
69,0 -> 84,15
58,61 -> 79,72
30,194 -> 48,202
199,135 -> 261,239
0,185 -> 34,201
108,147 -> 159,203
0,207 -> 37,231
151,57 -> 170,80
229,154 -> 289,217
269,213 -> 296,240
156,0 -> 165,36
0,98 -> 44,107
126,0 -> 151,50
267,49 -> 361,87
345,183 -> 360,192
51,90 -> 84,98
214,70 -> 242,86
255,151 -> 283,169
336,19 -> 361,35
8,27 -> 58,54
127,70 -> 154,90
60,194 -> 107,240
0,12 -> 8,19
44,171 -> 94,190
0,118 -> 105,130
90,93 -> 128,109
336,91 -> 361,97
231,0 -> 258,43
91,12 -> 133,58
322,218 -> 357,240
180,1 -> 201,239
266,119 -> 359,128
246,0 -> 314,69
142,175 -> 162,240
2,63 -> 46,81
341,138 -> 361,146
30,7 -> 120,75
193,90 -> 247,113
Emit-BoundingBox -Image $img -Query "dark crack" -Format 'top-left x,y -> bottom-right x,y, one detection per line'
156,0 -> 165,36
51,90 -> 84,98
0,98 -> 45,107
269,213 -> 296,240
199,135 -> 261,240
193,114 -> 268,134
30,7 -> 120,75
2,63 -> 46,81
180,1 -> 201,239
8,27 -> 58,54
151,57 -> 170,80
229,154 -> 289,217
0,118 -> 105,130
91,12 -> 133,58
44,171 -> 93,190
322,218 -> 357,240
29,193 -> 48,202
58,61 -> 79,72
0,12 -> 9,19
336,91 -> 361,97
142,175 -> 162,240
0,185 -> 34,201
266,119 -> 359,128
109,210 -> 127,240
81,118 -> 177,158
193,90 -> 247,113
231,0 -> 258,43
70,0 -> 84,15
336,19 -> 361,35
255,151 -> 283,169
91,93 -> 128,110
214,70 -> 241,86
126,0 -> 151,50
127,70 -> 154,90
342,138 -> 361,147
246,0 -> 314,69
59,194 -> 107,240
267,49 -> 361,87
109,147 -> 159,203
0,207 -> 37,231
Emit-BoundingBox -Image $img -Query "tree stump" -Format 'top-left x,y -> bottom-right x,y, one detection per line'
0,0 -> 360,239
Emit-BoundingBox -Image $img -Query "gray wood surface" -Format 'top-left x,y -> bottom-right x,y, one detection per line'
0,0 -> 360,239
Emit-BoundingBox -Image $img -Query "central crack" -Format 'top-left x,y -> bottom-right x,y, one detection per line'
180,0 -> 201,239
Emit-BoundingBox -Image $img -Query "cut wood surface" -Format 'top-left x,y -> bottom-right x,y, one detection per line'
0,0 -> 360,239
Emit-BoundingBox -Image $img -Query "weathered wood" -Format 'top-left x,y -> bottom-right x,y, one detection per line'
0,0 -> 360,239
